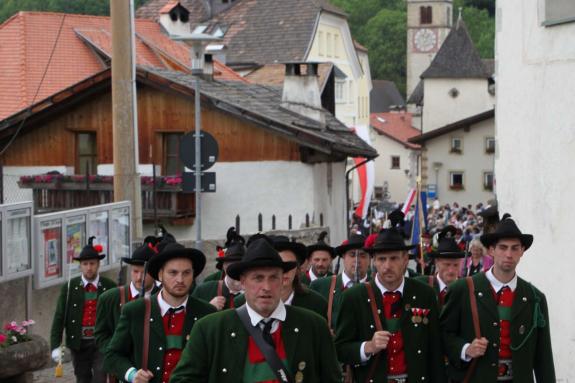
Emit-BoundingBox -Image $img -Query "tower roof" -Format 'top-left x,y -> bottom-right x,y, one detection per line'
420,17 -> 490,79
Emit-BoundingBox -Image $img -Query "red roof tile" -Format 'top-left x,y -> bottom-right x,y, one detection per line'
370,112 -> 421,149
0,11 -> 246,121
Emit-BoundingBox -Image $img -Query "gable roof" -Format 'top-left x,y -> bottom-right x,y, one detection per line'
406,80 -> 424,105
0,11 -> 245,121
245,62 -> 336,92
136,0 -> 210,23
370,80 -> 405,112
370,112 -> 420,150
189,0 -> 347,66
407,109 -> 494,144
420,18 -> 490,79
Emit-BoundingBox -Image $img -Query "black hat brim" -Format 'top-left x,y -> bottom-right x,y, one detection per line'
121,257 -> 147,266
226,260 -> 297,280
335,243 -> 364,256
428,251 -> 467,259
215,254 -> 244,265
73,254 -> 106,261
307,244 -> 335,258
147,248 -> 206,280
275,243 -> 308,264
480,233 -> 533,250
365,244 -> 417,253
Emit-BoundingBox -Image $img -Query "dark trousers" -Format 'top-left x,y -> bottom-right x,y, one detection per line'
71,340 -> 106,383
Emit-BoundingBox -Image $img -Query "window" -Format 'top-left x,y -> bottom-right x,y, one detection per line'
327,33 -> 333,57
544,0 -> 575,26
485,137 -> 495,153
334,34 -> 340,58
335,79 -> 345,103
450,137 -> 462,153
420,6 -> 433,24
391,156 -> 400,169
76,132 -> 97,175
374,186 -> 384,200
163,133 -> 184,175
318,31 -> 324,56
483,171 -> 494,191
449,171 -> 464,190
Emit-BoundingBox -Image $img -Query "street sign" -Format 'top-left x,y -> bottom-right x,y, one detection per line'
179,130 -> 219,170
182,172 -> 216,193
427,184 -> 437,199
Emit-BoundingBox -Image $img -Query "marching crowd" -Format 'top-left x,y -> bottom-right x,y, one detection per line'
50,208 -> 555,383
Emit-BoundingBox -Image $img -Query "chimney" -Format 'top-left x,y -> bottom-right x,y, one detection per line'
281,63 -> 325,124
203,53 -> 214,80
159,2 -> 191,37
206,44 -> 227,64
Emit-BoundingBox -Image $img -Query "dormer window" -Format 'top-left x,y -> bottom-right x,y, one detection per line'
169,4 -> 190,23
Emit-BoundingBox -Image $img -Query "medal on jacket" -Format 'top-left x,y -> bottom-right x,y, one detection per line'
295,361 -> 306,383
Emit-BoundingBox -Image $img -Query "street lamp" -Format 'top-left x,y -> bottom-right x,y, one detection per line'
172,33 -> 222,248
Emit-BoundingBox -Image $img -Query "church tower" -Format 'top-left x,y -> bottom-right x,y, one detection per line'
406,0 -> 453,98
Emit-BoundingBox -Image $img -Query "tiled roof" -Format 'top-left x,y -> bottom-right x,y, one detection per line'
408,109 -> 494,144
421,18 -> 490,79
245,62 -> 334,91
370,80 -> 404,113
407,80 -> 423,105
353,39 -> 368,52
0,11 -> 245,121
136,0 -> 210,22
370,112 -> 420,149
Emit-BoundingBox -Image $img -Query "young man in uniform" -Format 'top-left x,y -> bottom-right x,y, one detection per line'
310,233 -> 369,330
301,231 -> 334,285
193,228 -> 246,310
104,242 -> 216,383
95,236 -> 160,354
170,238 -> 341,383
440,215 -> 555,382
335,229 -> 446,383
50,237 -> 116,383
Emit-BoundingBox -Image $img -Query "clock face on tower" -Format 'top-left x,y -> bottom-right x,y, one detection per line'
413,28 -> 437,53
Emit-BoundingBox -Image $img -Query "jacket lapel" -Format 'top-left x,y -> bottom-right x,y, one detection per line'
511,278 -> 530,321
282,307 -> 300,363
473,273 -> 499,320
229,316 -> 249,375
149,295 -> 166,342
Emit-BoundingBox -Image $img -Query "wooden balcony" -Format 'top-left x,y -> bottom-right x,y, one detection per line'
18,175 -> 194,224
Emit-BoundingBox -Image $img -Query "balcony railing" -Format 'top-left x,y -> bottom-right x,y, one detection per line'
18,174 -> 194,224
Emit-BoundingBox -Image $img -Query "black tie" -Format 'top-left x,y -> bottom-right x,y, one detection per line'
166,306 -> 185,328
260,319 -> 275,348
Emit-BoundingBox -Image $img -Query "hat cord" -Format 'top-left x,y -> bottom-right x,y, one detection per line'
510,283 -> 546,351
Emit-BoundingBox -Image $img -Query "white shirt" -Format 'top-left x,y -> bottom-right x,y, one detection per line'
308,268 -> 319,282
436,274 -> 447,293
342,271 -> 368,289
460,267 -> 517,361
81,274 -> 100,288
246,299 -> 287,334
157,289 -> 188,317
360,275 -> 405,361
129,282 -> 154,299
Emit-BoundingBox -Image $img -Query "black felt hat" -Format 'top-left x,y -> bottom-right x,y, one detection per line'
365,229 -> 417,253
428,226 -> 466,259
216,227 -> 246,269
147,242 -> 206,280
156,225 -> 177,253
122,236 -> 159,266
269,235 -> 308,265
388,208 -> 405,228
226,238 -> 297,280
480,214 -> 533,250
335,233 -> 366,255
306,231 -> 335,258
74,236 -> 106,261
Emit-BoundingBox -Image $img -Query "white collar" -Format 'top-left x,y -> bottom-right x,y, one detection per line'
435,274 -> 447,292
374,273 -> 405,295
308,268 -> 319,282
245,299 -> 287,327
157,289 -> 188,316
224,275 -> 243,295
342,271 -> 368,288
129,281 -> 154,298
486,267 -> 517,292
81,274 -> 99,288
284,291 -> 295,306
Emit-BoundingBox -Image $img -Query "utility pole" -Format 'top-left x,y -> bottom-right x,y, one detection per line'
111,0 -> 143,239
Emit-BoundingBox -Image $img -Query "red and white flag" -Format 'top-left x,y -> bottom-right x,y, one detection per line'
402,188 -> 417,215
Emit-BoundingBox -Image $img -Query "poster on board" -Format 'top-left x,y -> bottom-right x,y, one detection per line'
6,209 -> 31,274
66,215 -> 85,273
111,208 -> 130,264
41,219 -> 62,280
89,211 -> 108,264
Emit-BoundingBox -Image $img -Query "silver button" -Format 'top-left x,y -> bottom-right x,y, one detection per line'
72,320 -> 75,323
150,318 -> 154,322
493,322 -> 498,327
73,304 -> 77,307
71,335 -> 74,339
231,332 -> 236,338
523,297 -> 527,302
157,367 -> 161,370
222,368 -> 227,373
491,363 -> 497,367
194,317 -> 198,321
493,343 -> 498,347
370,325 -> 374,329
294,328 -> 299,333
159,347 -> 163,351
367,299 -> 371,302
412,296 -> 416,300
417,349 -> 422,354
478,292 -> 483,297
422,377 -> 425,381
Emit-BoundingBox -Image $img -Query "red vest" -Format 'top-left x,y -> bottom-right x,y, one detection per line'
161,309 -> 185,383
81,283 -> 98,337
383,292 -> 407,376
245,324 -> 287,383
496,287 -> 515,360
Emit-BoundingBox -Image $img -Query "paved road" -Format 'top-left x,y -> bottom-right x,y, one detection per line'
33,362 -> 75,383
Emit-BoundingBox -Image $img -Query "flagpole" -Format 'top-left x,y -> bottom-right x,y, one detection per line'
416,178 -> 425,275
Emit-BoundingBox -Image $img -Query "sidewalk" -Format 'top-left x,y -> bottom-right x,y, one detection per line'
33,362 -> 75,383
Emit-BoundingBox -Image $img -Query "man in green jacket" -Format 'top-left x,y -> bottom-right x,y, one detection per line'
170,238 -> 342,383
95,236 -> 160,354
335,229 -> 446,382
103,242 -> 216,383
301,231 -> 334,285
440,214 -> 555,382
50,236 -> 116,383
310,233 -> 369,329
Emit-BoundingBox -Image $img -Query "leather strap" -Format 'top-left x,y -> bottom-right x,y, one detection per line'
141,295 -> 151,370
217,280 -> 223,297
119,286 -> 126,307
327,275 -> 338,330
364,282 -> 383,383
463,276 -> 481,383
235,305 -> 293,383
428,275 -> 435,288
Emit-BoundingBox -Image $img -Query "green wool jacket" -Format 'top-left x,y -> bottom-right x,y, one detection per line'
234,287 -> 328,319
103,292 -> 216,383
203,270 -> 223,282
414,275 -> 443,308
170,305 -> 342,383
310,274 -> 371,329
299,270 -> 333,286
440,272 -> 555,382
192,280 -> 239,310
94,283 -> 160,352
335,278 -> 446,383
50,275 -> 116,350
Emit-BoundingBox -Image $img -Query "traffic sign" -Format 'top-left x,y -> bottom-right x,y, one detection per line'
182,172 -> 216,193
179,131 -> 219,170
